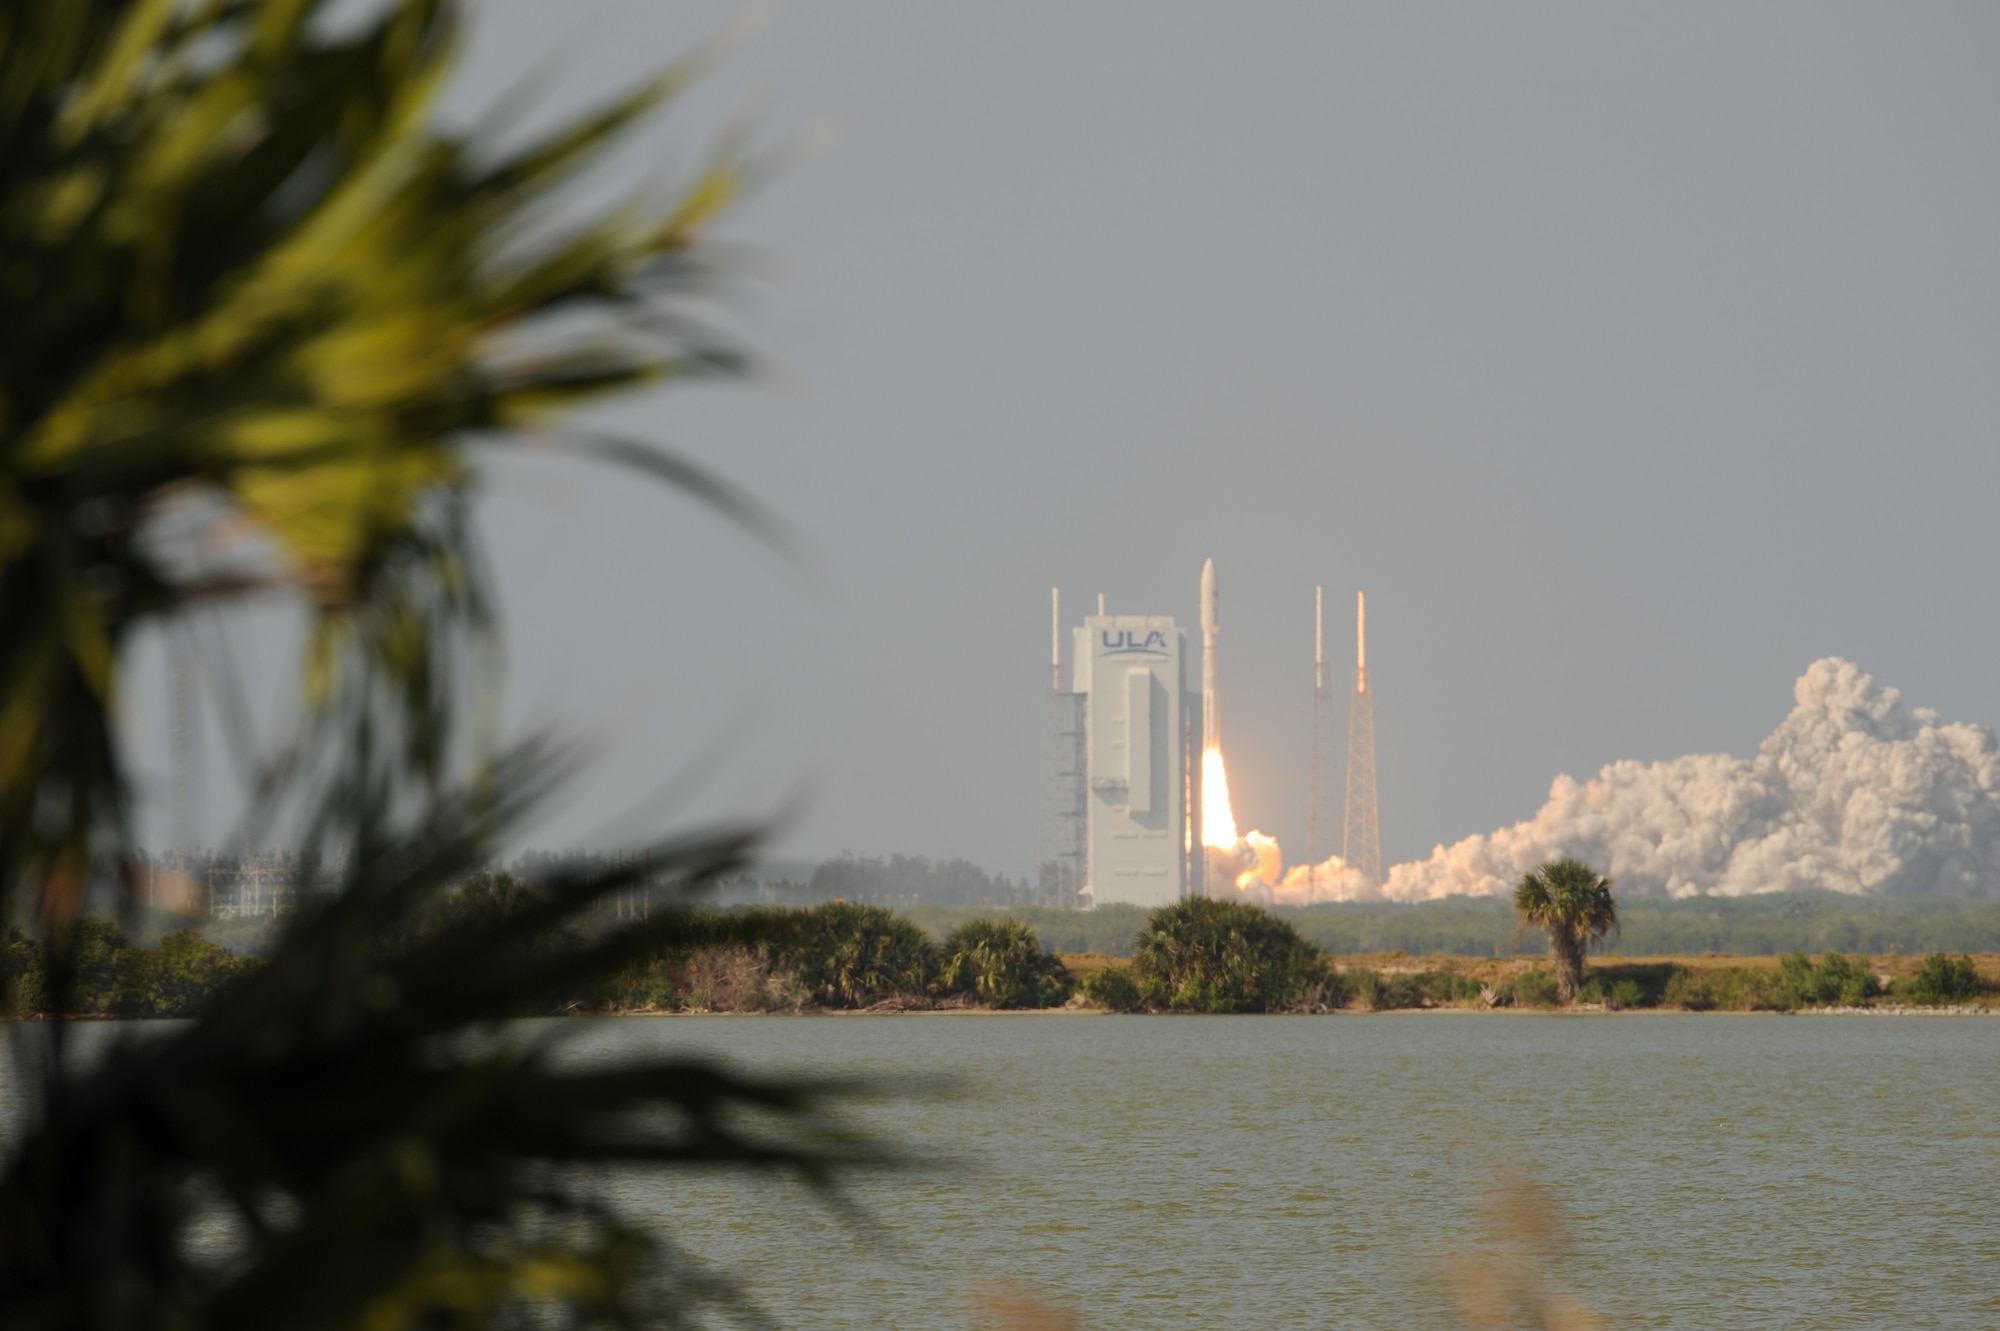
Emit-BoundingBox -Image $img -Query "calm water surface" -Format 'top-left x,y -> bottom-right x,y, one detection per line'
7,1014 -> 1997,1327
558,1013 -> 2000,1328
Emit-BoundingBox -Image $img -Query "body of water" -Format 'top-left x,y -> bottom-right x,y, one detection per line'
558,1012 -> 1999,1328
6,1013 -> 1995,1327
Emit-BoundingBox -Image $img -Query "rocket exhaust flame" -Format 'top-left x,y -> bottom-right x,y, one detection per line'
1197,566 -> 1287,891
1202,746 -> 1285,891
1201,748 -> 1238,849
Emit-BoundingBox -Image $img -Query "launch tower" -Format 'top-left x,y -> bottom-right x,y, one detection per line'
1309,585 -> 1340,870
1342,592 -> 1382,888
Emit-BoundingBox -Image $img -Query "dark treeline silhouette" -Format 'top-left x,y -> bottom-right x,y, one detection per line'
119,848 -> 1032,923
800,853 -> 1028,907
520,850 -> 1028,909
99,853 -> 2000,961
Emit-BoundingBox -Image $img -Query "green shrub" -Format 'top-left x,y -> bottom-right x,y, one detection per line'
1661,965 -> 1794,1011
1513,967 -> 1561,1008
1901,952 -> 1980,1005
1577,973 -> 1652,1008
1348,967 -> 1479,1011
148,930 -> 257,1015
3,920 -> 256,1017
1080,966 -> 1143,1012
1777,950 -> 1879,1007
1826,953 -> 1879,1006
778,902 -> 937,1007
1347,967 -> 1389,1011
935,919 -> 1070,1008
1661,968 -> 1712,1010
600,957 -> 686,1011
1131,898 -> 1329,1013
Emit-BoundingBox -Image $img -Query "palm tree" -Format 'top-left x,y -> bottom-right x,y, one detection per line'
936,918 -> 1069,1008
0,5 -> 865,1328
1513,857 -> 1618,1003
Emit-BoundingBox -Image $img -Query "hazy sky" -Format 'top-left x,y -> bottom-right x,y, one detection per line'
128,2 -> 2000,880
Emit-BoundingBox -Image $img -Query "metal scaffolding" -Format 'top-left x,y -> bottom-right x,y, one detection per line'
1309,586 -> 1341,870
1343,591 -> 1382,889
1038,689 -> 1087,907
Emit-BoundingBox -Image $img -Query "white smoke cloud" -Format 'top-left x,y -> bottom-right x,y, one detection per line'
1381,658 -> 2000,901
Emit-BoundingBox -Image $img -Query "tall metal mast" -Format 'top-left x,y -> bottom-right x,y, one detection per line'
1342,591 -> 1382,888
1309,586 -> 1340,878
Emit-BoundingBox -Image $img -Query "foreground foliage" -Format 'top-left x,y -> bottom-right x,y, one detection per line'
0,4 -> 857,1329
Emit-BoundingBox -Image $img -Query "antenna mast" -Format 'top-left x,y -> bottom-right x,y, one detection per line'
1309,586 -> 1339,878
1342,591 -> 1382,888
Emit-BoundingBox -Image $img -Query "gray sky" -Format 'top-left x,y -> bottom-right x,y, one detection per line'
128,2 -> 2000,881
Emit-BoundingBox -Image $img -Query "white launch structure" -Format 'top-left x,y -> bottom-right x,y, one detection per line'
1040,570 -> 1207,908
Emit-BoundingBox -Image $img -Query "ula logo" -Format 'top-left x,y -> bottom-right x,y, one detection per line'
1101,629 -> 1168,655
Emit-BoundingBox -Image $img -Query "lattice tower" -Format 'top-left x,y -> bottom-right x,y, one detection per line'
1037,589 -> 1087,906
1309,586 -> 1340,868
1342,591 -> 1382,887
1039,690 -> 1087,906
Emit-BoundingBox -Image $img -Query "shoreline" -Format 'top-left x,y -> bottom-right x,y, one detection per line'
574,1002 -> 2000,1018
9,1003 -> 1995,1023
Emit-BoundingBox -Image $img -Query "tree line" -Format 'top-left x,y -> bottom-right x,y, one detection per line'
140,848 -> 2000,960
2,922 -> 255,1017
17,877 -> 1987,1020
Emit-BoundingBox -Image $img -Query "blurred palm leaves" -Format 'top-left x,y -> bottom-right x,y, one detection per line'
1,0 -> 775,920
0,3 -> 854,1327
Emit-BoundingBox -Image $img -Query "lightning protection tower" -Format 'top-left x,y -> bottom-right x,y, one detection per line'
1309,586 -> 1340,871
1342,591 -> 1382,888
1039,589 -> 1087,906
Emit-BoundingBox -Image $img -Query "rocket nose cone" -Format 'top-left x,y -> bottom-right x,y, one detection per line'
1199,559 -> 1217,630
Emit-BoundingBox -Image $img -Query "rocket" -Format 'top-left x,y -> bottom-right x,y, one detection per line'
1201,557 -> 1219,753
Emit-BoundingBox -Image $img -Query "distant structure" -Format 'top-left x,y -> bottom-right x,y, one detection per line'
1308,585 -> 1340,869
1342,591 -> 1382,888
1038,590 -> 1088,906
1041,583 -> 1203,907
1200,559 -> 1220,758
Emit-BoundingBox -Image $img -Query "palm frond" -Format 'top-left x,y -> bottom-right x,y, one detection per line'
1,0 -> 775,925
0,755 -> 889,1330
0,4 -> 861,1328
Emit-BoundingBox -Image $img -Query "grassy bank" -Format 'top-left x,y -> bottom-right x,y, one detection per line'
1283,893 -> 2000,958
1064,949 -> 2000,1012
15,897 -> 1997,1018
900,893 -> 2000,959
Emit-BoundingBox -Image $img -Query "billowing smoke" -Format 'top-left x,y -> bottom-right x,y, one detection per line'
1376,658 -> 2000,901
